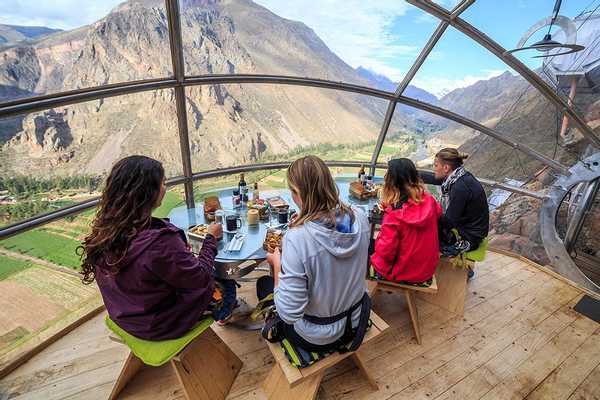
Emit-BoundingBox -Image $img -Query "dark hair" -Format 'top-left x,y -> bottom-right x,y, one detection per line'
79,155 -> 165,284
435,148 -> 469,170
382,158 -> 425,207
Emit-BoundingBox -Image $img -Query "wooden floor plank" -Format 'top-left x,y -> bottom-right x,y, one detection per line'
527,329 -> 600,400
567,362 -> 600,400
387,287 -> 582,400
480,317 -> 599,399
1,253 -> 599,400
431,294 -> 583,400
319,267 -> 563,400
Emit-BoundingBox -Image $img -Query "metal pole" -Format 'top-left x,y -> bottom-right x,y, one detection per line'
0,161 -> 547,241
406,0 -> 600,149
369,101 -> 397,176
0,78 -> 177,119
182,74 -> 395,100
395,21 -> 448,97
564,179 -> 600,253
166,0 -> 195,209
450,0 -> 475,19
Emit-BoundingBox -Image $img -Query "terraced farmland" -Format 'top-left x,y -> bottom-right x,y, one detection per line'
0,265 -> 100,357
0,256 -> 33,281
0,230 -> 81,270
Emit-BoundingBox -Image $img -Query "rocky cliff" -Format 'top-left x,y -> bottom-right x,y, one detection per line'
0,0 -> 395,176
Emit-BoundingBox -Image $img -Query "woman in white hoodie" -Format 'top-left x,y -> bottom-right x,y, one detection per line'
263,155 -> 371,353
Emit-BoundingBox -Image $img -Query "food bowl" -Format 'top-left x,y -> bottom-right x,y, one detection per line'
263,228 -> 284,253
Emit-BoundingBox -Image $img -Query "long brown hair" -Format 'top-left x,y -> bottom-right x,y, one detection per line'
79,156 -> 165,284
382,158 -> 425,207
287,155 -> 354,228
435,148 -> 469,170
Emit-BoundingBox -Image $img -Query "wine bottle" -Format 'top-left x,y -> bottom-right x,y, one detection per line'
239,173 -> 248,202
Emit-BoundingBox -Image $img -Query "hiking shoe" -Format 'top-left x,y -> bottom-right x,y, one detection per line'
467,268 -> 475,280
456,240 -> 471,253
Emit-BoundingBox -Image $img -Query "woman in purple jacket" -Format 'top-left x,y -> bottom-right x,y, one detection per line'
79,155 -> 222,340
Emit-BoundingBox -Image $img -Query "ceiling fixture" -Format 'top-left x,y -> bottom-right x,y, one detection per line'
506,0 -> 584,58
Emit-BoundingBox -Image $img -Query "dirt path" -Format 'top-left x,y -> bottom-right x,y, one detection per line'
0,249 -> 80,277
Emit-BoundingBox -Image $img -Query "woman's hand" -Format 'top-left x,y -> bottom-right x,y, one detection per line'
266,248 -> 281,269
207,223 -> 223,240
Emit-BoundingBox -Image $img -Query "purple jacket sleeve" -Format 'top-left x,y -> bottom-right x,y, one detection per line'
152,232 -> 217,290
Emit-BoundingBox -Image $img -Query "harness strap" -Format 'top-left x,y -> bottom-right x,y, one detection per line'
303,292 -> 371,353
303,293 -> 365,325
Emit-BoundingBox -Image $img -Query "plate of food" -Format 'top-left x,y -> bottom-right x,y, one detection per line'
189,224 -> 208,238
263,228 -> 284,253
187,224 -> 209,254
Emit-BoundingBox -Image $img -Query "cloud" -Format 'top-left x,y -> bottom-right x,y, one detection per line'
0,1 -> 122,30
254,0 -> 417,81
413,69 -> 508,98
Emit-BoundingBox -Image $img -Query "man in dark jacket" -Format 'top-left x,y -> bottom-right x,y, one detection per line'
433,148 -> 489,258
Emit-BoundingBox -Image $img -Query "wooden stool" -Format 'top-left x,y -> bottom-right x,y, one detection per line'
415,258 -> 468,315
418,238 -> 489,315
262,311 -> 389,400
367,277 -> 437,345
107,318 -> 242,400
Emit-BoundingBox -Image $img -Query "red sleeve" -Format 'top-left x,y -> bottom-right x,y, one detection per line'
370,214 -> 401,276
152,232 -> 217,290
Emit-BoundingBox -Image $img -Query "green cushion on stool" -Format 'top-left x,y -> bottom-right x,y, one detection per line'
465,237 -> 489,262
105,316 -> 214,367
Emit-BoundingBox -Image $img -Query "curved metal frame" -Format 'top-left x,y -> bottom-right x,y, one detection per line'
0,160 -> 539,239
0,0 -> 598,291
540,152 -> 600,292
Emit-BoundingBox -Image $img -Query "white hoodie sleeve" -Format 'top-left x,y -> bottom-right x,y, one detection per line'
274,235 -> 309,325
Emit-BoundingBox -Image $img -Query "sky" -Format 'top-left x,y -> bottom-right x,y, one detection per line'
0,0 -> 595,97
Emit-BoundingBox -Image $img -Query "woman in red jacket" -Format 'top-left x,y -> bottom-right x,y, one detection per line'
371,158 -> 441,284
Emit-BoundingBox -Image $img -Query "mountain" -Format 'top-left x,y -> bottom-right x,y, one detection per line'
420,69 -> 600,180
0,24 -> 61,47
355,66 -> 439,105
0,0 -> 402,176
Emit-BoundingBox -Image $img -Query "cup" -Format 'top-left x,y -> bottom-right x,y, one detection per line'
278,208 -> 289,224
225,215 -> 242,232
247,209 -> 259,226
215,209 -> 225,224
288,208 -> 297,221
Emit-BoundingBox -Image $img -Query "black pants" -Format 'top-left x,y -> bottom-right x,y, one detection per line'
257,276 -> 342,353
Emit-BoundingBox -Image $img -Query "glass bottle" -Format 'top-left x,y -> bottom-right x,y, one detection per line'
358,164 -> 366,183
239,173 -> 248,202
